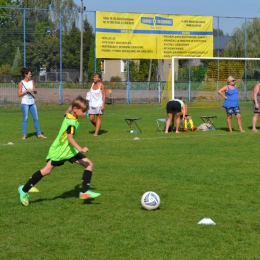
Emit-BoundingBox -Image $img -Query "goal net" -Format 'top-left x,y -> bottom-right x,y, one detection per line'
161,57 -> 260,108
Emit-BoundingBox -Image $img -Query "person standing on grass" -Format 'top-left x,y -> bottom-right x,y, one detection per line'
17,68 -> 46,139
88,73 -> 106,136
218,76 -> 245,133
18,96 -> 101,207
165,98 -> 186,134
252,78 -> 260,133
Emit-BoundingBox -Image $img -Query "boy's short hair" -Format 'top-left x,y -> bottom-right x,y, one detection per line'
71,96 -> 88,112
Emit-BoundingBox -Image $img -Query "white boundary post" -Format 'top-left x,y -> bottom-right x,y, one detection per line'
172,59 -> 175,99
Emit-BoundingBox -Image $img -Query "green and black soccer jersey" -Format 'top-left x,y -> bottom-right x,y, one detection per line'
46,113 -> 80,162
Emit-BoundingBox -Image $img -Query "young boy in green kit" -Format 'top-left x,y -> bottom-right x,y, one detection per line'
18,95 -> 101,206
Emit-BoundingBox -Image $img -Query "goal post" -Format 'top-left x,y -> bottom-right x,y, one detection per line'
161,56 -> 260,107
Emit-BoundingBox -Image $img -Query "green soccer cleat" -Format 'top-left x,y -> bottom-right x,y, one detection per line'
18,185 -> 29,206
79,190 -> 101,200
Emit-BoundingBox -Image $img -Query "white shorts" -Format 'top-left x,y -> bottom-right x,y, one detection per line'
88,106 -> 103,115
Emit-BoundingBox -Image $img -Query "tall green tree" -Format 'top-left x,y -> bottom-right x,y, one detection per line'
224,19 -> 260,58
139,59 -> 158,81
213,28 -> 225,36
11,47 -> 22,75
0,22 -> 25,66
9,0 -> 79,32
0,64 -> 12,74
26,36 -> 60,73
62,22 -> 81,69
88,41 -> 101,82
223,19 -> 260,79
0,1 -> 80,72
63,17 -> 96,81
83,16 -> 96,79
48,0 -> 79,33
126,61 -> 140,82
0,0 -> 13,25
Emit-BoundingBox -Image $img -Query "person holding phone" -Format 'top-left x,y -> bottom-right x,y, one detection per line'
17,68 -> 46,139
252,78 -> 260,132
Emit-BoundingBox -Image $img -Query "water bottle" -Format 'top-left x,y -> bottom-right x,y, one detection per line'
130,130 -> 140,134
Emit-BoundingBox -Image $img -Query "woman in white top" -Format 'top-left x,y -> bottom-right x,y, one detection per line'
17,68 -> 46,139
88,73 -> 106,136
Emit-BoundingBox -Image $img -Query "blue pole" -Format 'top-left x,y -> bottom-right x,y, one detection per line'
23,8 -> 26,67
59,10 -> 63,105
127,59 -> 130,103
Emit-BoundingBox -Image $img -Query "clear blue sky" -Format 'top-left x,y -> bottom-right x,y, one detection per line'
75,0 -> 260,34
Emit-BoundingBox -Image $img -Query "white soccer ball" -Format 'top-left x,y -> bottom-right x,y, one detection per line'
141,191 -> 160,210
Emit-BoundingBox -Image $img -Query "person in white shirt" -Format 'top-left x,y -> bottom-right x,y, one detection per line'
17,68 -> 46,139
88,73 -> 106,136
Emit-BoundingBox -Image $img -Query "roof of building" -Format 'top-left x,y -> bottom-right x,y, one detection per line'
214,36 -> 231,50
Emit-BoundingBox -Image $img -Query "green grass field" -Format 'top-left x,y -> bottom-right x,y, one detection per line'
1,101 -> 260,260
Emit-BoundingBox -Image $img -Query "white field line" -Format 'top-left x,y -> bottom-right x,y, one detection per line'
0,132 -> 251,146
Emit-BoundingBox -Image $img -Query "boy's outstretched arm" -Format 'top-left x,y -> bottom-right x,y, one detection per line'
67,133 -> 89,153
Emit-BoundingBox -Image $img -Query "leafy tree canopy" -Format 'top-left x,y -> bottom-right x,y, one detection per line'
224,19 -> 260,58
0,0 -> 14,25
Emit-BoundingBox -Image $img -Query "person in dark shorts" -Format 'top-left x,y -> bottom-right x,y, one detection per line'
18,96 -> 101,207
252,78 -> 260,132
165,98 -> 186,134
218,76 -> 245,133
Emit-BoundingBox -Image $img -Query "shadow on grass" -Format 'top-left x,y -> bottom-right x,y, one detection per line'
217,127 -> 233,132
30,184 -> 100,205
140,206 -> 161,211
24,132 -> 47,139
247,126 -> 255,131
218,127 -> 251,132
88,129 -> 108,135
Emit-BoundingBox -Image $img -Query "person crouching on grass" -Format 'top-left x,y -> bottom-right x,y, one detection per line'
165,98 -> 186,134
18,96 -> 101,206
180,97 -> 197,132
